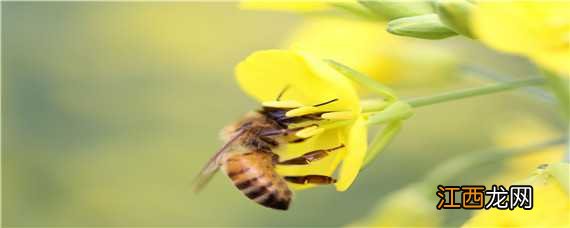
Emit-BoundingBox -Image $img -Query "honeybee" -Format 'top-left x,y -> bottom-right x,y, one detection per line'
193,88 -> 344,210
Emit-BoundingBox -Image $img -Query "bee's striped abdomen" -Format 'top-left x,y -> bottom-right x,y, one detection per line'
223,152 -> 292,210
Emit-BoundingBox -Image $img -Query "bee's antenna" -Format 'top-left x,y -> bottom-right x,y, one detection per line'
276,85 -> 291,101
313,98 -> 338,107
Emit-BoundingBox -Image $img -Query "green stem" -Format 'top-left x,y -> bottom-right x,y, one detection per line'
406,77 -> 545,108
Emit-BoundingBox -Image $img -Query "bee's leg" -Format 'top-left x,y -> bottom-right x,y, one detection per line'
277,144 -> 344,165
259,136 -> 279,147
284,175 -> 337,185
259,129 -> 292,137
270,153 -> 280,165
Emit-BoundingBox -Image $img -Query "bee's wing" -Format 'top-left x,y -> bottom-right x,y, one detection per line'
192,158 -> 222,193
192,129 -> 245,193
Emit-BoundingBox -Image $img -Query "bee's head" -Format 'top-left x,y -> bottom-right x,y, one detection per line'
259,103 -> 329,129
258,106 -> 294,128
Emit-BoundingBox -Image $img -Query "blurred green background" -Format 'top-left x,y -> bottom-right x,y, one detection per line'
2,2 -> 562,227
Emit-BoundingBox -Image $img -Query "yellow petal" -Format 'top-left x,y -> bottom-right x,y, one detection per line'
284,17 -> 402,84
494,116 -> 563,174
534,50 -> 570,77
235,50 -> 360,112
300,52 -> 361,112
471,1 -> 570,77
336,116 -> 368,191
463,164 -> 570,227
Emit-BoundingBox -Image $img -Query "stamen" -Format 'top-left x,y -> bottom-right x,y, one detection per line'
285,106 -> 321,117
321,111 -> 354,120
262,100 -> 304,109
295,126 -> 325,138
313,98 -> 338,107
276,85 -> 291,101
287,120 -> 322,130
319,120 -> 354,131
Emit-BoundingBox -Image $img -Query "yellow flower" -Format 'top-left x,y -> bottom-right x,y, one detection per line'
283,17 -> 458,86
492,116 -> 564,183
235,50 -> 367,191
463,163 -> 570,227
350,186 -> 442,227
471,1 -> 570,76
240,0 -> 332,12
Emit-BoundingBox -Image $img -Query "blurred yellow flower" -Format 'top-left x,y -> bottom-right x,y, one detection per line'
235,50 -> 367,191
350,186 -> 441,227
463,163 -> 570,227
283,17 -> 458,86
240,0 -> 332,12
492,116 -> 564,183
471,1 -> 570,76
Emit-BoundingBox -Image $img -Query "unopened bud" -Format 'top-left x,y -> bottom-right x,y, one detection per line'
436,0 -> 475,38
387,14 -> 458,39
359,0 -> 435,20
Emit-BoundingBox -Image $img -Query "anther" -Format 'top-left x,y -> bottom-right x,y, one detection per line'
295,126 -> 325,138
321,111 -> 354,120
285,106 -> 321,117
313,98 -> 339,107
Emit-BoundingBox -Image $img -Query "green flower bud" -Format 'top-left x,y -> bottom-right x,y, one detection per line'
359,0 -> 435,20
436,0 -> 475,38
387,14 -> 457,39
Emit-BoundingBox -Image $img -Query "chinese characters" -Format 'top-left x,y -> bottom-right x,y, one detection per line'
436,185 -> 533,210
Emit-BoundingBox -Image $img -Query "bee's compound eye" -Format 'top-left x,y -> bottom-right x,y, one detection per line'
262,100 -> 304,109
